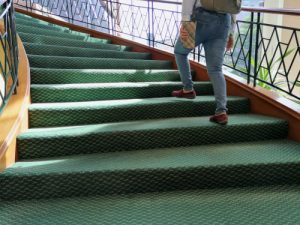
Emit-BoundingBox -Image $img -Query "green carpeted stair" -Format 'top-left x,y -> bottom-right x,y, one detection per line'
0,12 -> 300,224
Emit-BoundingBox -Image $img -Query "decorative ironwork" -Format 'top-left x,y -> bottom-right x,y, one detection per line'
14,0 -> 300,101
0,0 -> 19,114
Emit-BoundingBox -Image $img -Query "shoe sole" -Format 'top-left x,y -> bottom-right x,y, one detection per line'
174,96 -> 196,99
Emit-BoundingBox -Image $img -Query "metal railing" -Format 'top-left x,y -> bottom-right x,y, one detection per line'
0,0 -> 18,114
14,0 -> 300,101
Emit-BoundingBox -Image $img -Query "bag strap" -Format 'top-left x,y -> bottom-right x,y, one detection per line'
191,0 -> 198,21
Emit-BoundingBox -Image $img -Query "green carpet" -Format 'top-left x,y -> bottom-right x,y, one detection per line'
24,43 -> 150,59
30,68 -> 180,84
17,114 -> 288,159
30,82 -> 213,103
1,140 -> 300,200
29,96 -> 249,127
1,186 -> 300,224
0,12 -> 298,223
19,32 -> 123,50
16,18 -> 68,31
16,24 -> 104,41
27,55 -> 172,69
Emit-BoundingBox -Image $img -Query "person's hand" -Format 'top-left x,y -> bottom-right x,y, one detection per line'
226,34 -> 234,51
180,24 -> 189,42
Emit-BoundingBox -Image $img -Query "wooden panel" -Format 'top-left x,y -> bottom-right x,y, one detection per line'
0,35 -> 30,171
225,73 -> 300,141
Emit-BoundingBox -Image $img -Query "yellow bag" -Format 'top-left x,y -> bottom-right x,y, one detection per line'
181,21 -> 197,49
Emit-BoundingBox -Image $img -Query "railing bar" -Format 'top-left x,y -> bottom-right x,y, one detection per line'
274,27 -> 290,90
253,12 -> 261,87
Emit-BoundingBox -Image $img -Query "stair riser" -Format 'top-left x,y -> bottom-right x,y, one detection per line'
17,26 -> 86,41
30,84 -> 213,103
19,33 -> 117,50
24,44 -> 151,59
16,19 -> 65,31
17,25 -> 109,44
17,122 -> 288,159
1,163 -> 299,200
30,70 -> 180,84
29,100 -> 250,127
16,16 -> 58,25
28,57 -> 172,69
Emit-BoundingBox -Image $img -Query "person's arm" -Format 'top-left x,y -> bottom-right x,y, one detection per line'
229,14 -> 236,37
227,14 -> 236,51
181,0 -> 197,21
180,0 -> 197,41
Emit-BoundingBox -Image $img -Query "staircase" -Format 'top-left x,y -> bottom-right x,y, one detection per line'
1,13 -> 300,224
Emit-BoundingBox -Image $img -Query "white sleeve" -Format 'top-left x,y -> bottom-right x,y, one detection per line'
181,0 -> 197,21
229,14 -> 237,36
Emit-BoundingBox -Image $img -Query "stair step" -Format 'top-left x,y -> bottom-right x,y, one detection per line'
16,13 -> 41,21
15,16 -> 71,31
16,14 -> 62,25
30,82 -> 212,103
17,115 -> 288,159
29,96 -> 250,127
17,24 -> 108,43
28,55 -> 173,69
2,140 -> 300,200
16,18 -> 67,31
1,185 -> 300,223
19,33 -> 123,50
24,43 -> 151,59
30,68 -> 181,84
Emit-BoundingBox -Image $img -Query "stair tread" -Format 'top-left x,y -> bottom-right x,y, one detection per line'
27,55 -> 172,69
24,43 -> 150,58
31,81 -> 210,89
17,25 -> 106,43
27,54 -> 168,62
29,96 -> 247,110
31,68 -> 178,72
16,23 -> 86,35
19,114 -> 285,137
16,19 -> 67,31
5,140 -> 300,175
16,17 -> 69,29
19,32 -> 115,45
19,31 -> 109,44
1,186 -> 300,224
30,82 -> 213,103
28,96 -> 249,128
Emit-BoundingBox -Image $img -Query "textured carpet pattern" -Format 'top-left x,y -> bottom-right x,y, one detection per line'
17,24 -> 92,41
29,96 -> 249,127
19,32 -> 124,50
30,82 -> 213,103
16,18 -> 67,31
30,68 -> 180,84
24,43 -> 150,59
27,55 -> 172,69
2,140 -> 300,200
17,115 -> 288,159
2,186 -> 300,224
0,12 -> 298,223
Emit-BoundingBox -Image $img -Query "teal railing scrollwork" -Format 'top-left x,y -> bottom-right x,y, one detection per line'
0,0 -> 19,114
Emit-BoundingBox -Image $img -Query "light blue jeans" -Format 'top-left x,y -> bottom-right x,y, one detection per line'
174,8 -> 231,114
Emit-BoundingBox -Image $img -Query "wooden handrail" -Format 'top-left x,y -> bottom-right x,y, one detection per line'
136,0 -> 300,16
242,7 -> 300,16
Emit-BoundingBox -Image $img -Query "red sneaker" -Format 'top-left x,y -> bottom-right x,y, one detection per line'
172,89 -> 196,99
209,113 -> 228,125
